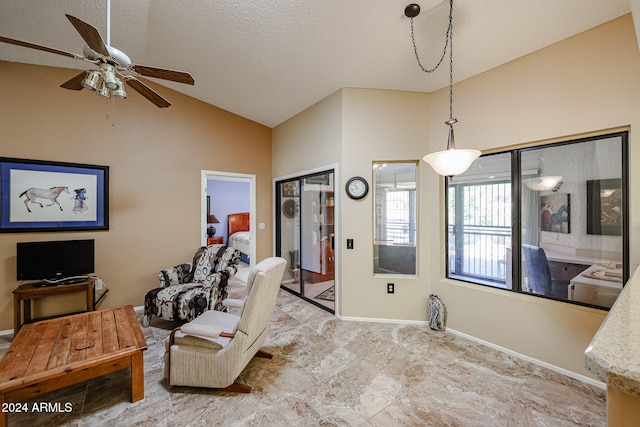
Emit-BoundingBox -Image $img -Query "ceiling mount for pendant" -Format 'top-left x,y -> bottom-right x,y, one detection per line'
404,4 -> 421,18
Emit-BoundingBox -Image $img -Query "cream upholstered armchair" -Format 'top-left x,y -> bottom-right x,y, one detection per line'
165,257 -> 286,392
143,244 -> 241,327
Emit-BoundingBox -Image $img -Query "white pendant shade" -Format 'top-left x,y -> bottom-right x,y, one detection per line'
524,176 -> 563,191
423,148 -> 481,177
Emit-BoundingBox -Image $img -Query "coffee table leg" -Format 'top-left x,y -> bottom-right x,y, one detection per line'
131,351 -> 144,402
0,392 -> 6,427
13,294 -> 20,337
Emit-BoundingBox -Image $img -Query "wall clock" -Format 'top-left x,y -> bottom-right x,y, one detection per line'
345,176 -> 369,200
282,199 -> 296,218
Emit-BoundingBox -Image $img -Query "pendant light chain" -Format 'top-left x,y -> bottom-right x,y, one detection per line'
408,0 -> 455,119
448,0 -> 453,121
410,0 -> 482,176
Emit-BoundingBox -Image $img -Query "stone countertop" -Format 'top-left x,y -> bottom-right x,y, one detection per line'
585,265 -> 640,396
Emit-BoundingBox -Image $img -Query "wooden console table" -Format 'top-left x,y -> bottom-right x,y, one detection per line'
13,280 -> 94,336
0,305 -> 147,427
207,236 -> 223,245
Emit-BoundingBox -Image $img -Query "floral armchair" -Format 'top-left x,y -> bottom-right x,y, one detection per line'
143,244 -> 241,327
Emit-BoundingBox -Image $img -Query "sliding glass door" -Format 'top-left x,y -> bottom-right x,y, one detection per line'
276,170 -> 335,313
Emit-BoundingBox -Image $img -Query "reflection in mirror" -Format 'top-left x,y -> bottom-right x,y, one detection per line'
373,161 -> 418,275
521,135 -> 626,308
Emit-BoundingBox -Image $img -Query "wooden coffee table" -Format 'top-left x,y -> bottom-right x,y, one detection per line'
0,305 -> 147,427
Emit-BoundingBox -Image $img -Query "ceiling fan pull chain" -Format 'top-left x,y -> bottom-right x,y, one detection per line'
111,96 -> 117,128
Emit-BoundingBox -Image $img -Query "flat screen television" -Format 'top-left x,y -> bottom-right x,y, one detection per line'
16,239 -> 95,283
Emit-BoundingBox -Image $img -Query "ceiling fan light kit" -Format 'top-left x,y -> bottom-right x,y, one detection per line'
405,1 -> 481,177
82,70 -> 101,91
101,64 -> 120,90
0,1 -> 195,112
97,80 -> 111,99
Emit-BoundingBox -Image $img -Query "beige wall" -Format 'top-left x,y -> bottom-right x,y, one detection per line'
0,61 -> 272,330
273,14 -> 640,378
430,14 -> 640,378
340,89 -> 432,319
272,90 -> 343,177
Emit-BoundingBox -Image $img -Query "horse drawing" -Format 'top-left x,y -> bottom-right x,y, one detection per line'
19,187 -> 70,212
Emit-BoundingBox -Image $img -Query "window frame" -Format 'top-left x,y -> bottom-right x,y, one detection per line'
445,131 -> 629,310
373,160 -> 419,276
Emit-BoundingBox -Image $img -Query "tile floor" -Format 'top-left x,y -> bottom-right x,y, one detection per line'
0,278 -> 606,426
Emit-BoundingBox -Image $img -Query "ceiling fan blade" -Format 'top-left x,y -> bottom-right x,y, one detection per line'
65,14 -> 110,57
60,71 -> 87,90
0,35 -> 79,59
131,65 -> 195,85
126,78 -> 171,108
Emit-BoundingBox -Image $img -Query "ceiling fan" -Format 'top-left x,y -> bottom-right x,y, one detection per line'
0,4 -> 194,108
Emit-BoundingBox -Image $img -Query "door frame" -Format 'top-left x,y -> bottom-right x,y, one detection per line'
274,163 -> 339,314
201,170 -> 256,266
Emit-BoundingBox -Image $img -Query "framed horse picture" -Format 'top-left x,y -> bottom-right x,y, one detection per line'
0,158 -> 109,232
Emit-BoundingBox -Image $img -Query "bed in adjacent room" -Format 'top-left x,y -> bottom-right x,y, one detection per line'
228,212 -> 251,264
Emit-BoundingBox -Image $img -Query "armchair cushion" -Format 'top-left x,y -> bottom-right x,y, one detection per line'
173,310 -> 241,350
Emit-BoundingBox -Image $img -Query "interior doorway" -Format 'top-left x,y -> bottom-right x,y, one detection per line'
275,168 -> 335,313
201,171 -> 256,267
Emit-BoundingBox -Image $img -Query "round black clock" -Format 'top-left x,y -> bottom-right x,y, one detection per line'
345,176 -> 369,200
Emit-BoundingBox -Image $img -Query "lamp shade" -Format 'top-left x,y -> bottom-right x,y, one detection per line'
524,176 -> 563,191
82,70 -> 101,91
102,64 -> 120,90
207,214 -> 220,224
423,148 -> 481,177
96,80 -> 111,99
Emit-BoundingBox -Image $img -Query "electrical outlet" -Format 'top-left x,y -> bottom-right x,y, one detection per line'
387,283 -> 394,294
94,278 -> 103,290
347,239 -> 354,249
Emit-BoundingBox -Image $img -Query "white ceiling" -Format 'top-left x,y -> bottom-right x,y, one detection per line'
0,0 -> 631,127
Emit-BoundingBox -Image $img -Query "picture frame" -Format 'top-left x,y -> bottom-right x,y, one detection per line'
587,178 -> 622,236
540,193 -> 570,234
281,181 -> 299,197
0,158 -> 109,232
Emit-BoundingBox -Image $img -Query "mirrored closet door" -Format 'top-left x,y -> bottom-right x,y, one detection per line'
276,170 -> 335,313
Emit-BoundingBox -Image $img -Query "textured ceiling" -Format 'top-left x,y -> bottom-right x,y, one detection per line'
0,0 -> 631,127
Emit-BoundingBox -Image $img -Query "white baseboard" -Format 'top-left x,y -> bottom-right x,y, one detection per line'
0,328 -> 13,337
337,315 -> 604,390
445,327 -> 605,389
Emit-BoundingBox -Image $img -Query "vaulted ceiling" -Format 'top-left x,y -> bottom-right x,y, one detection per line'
0,0 -> 632,127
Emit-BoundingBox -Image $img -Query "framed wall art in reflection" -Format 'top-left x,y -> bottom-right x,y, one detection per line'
540,193 -> 570,234
587,178 -> 622,236
0,158 -> 109,232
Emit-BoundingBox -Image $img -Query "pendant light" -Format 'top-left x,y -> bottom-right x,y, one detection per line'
405,1 -> 480,177
524,157 -> 563,191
